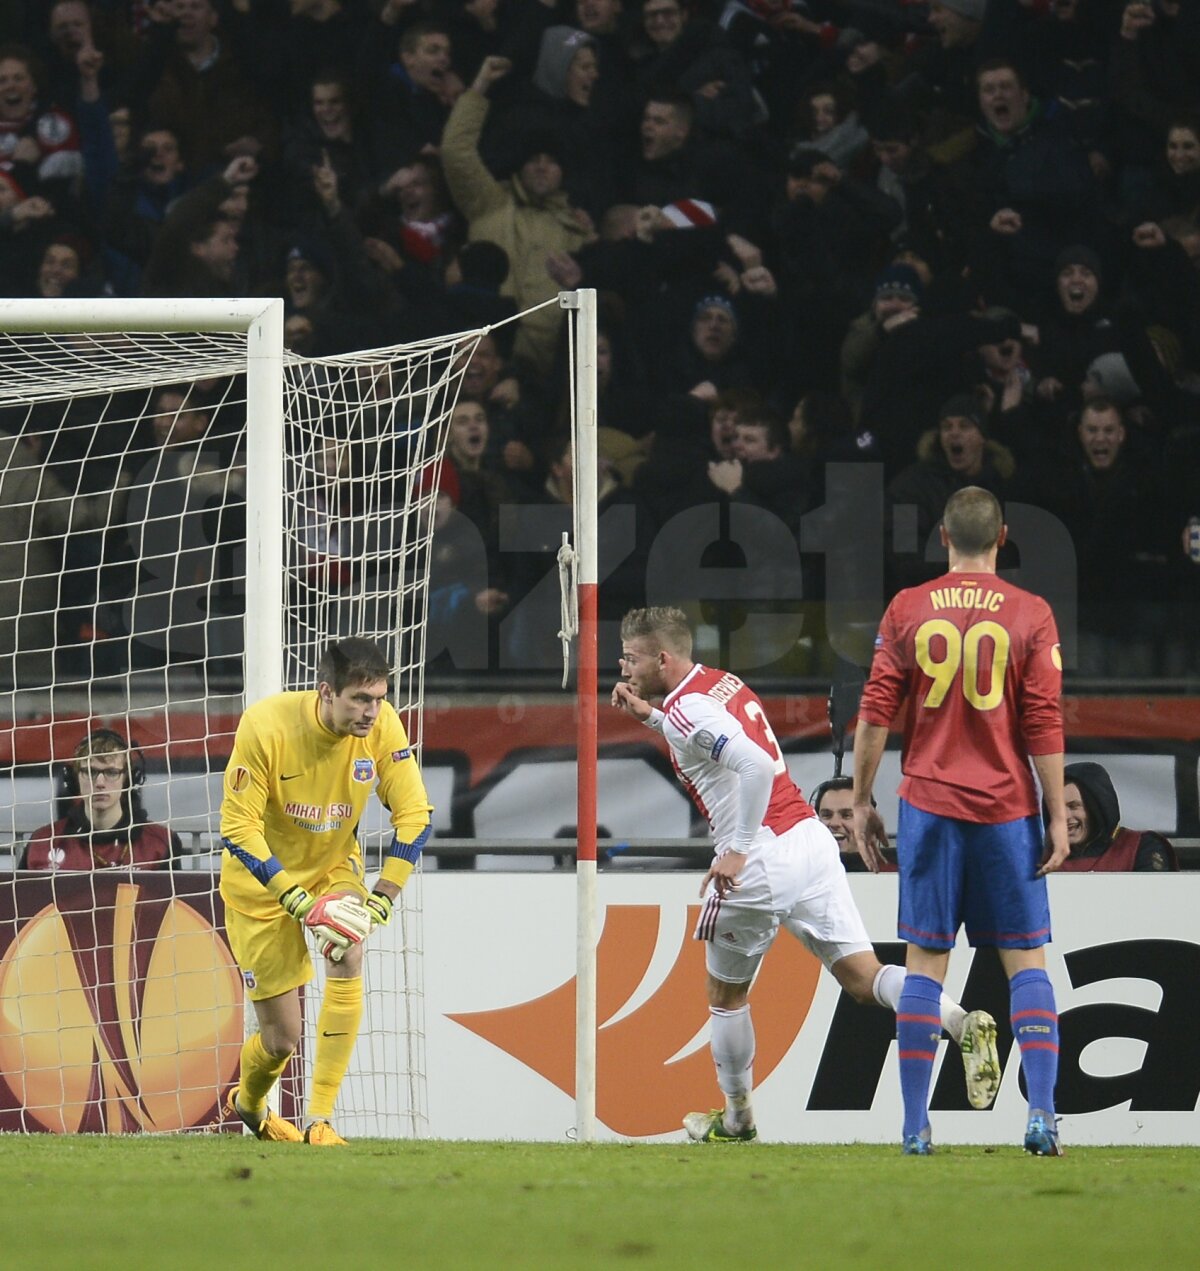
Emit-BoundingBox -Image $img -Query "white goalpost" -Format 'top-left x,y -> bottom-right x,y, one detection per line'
0,292 -> 599,1139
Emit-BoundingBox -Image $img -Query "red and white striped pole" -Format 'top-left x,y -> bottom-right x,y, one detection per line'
568,289 -> 598,1143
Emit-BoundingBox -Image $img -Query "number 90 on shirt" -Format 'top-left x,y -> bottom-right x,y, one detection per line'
914,619 -> 1011,712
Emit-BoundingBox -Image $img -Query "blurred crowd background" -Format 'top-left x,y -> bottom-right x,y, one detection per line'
2,0 -> 1199,685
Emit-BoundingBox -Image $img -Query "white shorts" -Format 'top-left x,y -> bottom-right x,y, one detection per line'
695,817 -> 873,984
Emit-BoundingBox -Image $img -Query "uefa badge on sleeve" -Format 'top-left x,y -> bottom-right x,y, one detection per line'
352,759 -> 375,783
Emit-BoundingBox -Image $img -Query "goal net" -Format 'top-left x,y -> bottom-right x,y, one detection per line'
0,297 -> 493,1137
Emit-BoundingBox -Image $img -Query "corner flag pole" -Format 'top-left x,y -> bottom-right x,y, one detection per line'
565,289 -> 598,1142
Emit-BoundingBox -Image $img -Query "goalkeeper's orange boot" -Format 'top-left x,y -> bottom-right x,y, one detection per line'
304,1119 -> 348,1146
224,1087 -> 303,1142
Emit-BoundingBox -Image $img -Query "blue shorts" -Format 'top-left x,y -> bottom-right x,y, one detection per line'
897,799 -> 1051,950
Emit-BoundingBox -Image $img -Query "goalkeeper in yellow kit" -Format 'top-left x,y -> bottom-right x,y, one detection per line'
220,638 -> 432,1145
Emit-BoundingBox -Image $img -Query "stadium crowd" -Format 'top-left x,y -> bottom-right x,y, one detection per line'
2,0 -> 1200,680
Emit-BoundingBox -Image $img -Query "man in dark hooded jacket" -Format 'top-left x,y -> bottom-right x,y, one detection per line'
1052,761 -> 1179,872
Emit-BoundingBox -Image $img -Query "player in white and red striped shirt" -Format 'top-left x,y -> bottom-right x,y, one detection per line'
612,606 -> 998,1143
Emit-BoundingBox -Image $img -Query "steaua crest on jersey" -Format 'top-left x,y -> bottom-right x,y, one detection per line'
352,758 -> 375,783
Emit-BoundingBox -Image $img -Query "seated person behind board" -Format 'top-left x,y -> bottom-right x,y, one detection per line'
20,730 -> 180,869
1053,761 -> 1179,873
812,776 -> 893,873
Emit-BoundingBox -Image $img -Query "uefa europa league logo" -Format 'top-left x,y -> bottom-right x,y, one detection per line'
0,882 -> 244,1133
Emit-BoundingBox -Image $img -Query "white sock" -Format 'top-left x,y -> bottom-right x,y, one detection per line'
872,965 -> 965,1042
941,995 -> 966,1044
710,1004 -> 755,1129
871,963 -> 905,1011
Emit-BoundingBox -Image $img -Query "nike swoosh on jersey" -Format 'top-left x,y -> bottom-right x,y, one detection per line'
280,773 -> 304,781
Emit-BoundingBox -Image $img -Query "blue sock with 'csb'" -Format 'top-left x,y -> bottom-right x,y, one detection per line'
1010,967 -> 1059,1116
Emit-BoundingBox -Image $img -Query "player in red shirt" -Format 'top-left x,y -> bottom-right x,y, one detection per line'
851,487 -> 1069,1156
613,605 -> 997,1143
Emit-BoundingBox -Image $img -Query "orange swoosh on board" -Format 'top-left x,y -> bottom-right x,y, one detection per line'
448,905 -> 821,1137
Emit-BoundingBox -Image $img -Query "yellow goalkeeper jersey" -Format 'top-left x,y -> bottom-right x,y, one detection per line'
219,690 -> 432,920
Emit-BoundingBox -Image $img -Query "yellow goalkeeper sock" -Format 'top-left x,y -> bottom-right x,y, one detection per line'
307,976 -> 363,1123
238,1032 -> 291,1115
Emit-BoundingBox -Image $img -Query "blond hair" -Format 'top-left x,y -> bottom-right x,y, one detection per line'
619,607 -> 693,657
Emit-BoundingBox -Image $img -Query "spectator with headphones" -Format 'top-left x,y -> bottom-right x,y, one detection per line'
20,729 -> 179,869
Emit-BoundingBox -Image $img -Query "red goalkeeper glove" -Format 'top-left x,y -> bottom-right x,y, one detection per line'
308,893 -> 372,961
281,888 -> 372,961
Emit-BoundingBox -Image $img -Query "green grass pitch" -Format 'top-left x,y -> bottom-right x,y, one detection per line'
2,1136 -> 1198,1270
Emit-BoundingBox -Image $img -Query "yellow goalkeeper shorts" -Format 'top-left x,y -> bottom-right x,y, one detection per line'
223,861 -> 369,1001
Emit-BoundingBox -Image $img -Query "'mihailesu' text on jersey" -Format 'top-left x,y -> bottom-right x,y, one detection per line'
858,572 -> 1064,822
651,664 -> 812,853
